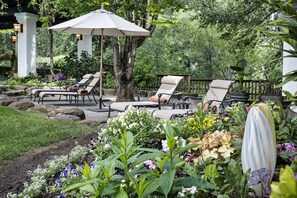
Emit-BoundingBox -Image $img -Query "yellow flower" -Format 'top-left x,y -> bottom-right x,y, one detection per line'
188,137 -> 200,150
221,131 -> 232,148
201,148 -> 219,160
218,145 -> 235,158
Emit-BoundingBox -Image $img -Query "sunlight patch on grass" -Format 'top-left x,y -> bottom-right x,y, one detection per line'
0,106 -> 92,164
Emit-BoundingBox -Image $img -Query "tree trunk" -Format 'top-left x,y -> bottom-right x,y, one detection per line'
49,28 -> 55,81
113,36 -> 139,102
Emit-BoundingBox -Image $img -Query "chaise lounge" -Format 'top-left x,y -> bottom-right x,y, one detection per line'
30,73 -> 94,102
152,79 -> 235,119
38,72 -> 100,105
108,75 -> 184,117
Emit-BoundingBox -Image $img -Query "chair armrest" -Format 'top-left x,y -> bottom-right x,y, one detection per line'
157,92 -> 183,109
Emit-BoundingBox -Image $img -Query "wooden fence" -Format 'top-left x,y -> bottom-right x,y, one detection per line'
148,74 -> 267,101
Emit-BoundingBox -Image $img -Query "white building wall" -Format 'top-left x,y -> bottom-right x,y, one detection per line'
283,42 -> 297,95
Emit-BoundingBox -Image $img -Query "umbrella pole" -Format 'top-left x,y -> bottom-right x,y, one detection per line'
99,29 -> 103,109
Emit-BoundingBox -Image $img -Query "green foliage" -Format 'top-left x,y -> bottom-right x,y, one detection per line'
134,61 -> 157,89
230,58 -> 248,92
270,165 -> 297,198
0,106 -> 91,164
258,0 -> 297,89
64,125 -> 216,197
62,51 -> 97,81
103,72 -> 116,89
224,102 -> 248,138
179,106 -> 220,139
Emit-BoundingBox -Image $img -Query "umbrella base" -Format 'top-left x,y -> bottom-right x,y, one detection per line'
88,107 -> 110,112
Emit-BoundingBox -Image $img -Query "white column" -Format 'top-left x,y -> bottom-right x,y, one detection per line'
14,12 -> 38,77
283,42 -> 297,95
77,35 -> 92,60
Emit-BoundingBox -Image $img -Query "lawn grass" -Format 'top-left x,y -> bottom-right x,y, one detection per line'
0,106 -> 93,164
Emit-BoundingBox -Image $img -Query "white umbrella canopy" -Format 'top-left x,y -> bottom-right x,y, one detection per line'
49,5 -> 150,108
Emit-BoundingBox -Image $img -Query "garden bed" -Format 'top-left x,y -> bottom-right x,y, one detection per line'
0,132 -> 98,197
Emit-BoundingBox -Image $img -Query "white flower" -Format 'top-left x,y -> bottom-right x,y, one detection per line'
104,144 -> 110,150
162,139 -> 169,152
189,186 -> 197,194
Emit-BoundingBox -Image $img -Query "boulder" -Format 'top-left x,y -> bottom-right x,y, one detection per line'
0,95 -> 17,106
8,101 -> 35,111
0,99 -> 15,106
79,119 -> 101,127
27,105 -> 59,114
48,113 -> 81,121
48,108 -> 86,120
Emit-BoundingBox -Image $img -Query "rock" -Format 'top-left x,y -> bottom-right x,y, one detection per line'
48,113 -> 81,121
13,85 -> 27,90
8,101 -> 35,111
27,105 -> 59,114
79,119 -> 101,127
48,108 -> 86,120
0,100 -> 15,106
0,95 -> 17,106
5,90 -> 26,97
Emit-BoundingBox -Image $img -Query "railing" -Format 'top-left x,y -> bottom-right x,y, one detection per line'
148,74 -> 267,101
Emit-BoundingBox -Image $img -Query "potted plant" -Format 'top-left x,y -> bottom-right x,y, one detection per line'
229,58 -> 250,103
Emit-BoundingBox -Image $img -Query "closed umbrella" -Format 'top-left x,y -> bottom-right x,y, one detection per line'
49,5 -> 150,108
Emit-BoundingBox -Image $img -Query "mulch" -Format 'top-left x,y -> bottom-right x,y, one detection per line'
0,132 -> 98,197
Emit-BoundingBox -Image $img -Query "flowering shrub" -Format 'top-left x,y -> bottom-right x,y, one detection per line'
180,107 -> 220,139
188,130 -> 235,162
98,107 -> 164,149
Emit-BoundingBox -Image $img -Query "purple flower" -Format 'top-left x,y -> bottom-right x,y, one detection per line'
284,143 -> 297,152
90,163 -> 95,170
60,169 -> 68,177
56,194 -> 65,198
143,160 -> 156,170
71,168 -> 78,177
277,143 -> 297,161
54,179 -> 61,186
55,73 -> 65,80
67,163 -> 73,169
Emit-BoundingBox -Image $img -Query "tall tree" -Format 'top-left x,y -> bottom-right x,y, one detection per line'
47,0 -> 184,101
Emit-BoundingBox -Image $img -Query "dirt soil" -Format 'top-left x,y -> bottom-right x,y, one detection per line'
0,131 -> 98,197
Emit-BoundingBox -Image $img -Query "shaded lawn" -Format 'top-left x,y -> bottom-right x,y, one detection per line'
0,106 -> 92,164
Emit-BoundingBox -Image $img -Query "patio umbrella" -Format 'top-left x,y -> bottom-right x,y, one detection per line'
49,5 -> 150,109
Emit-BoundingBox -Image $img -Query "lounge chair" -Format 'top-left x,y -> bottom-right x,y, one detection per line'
152,80 -> 235,119
38,72 -> 100,105
30,73 -> 93,102
108,75 -> 184,117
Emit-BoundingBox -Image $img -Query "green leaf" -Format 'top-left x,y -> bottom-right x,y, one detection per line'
271,166 -> 297,198
78,162 -> 91,180
114,186 -> 128,198
79,184 -> 97,195
205,164 -> 220,179
134,152 -> 166,165
173,143 -> 199,158
141,178 -> 160,198
164,124 -> 176,150
174,176 -> 218,190
62,178 -> 102,193
136,147 -> 167,155
159,169 -> 176,197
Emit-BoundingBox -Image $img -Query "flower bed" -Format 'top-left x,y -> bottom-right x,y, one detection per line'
7,102 -> 297,197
